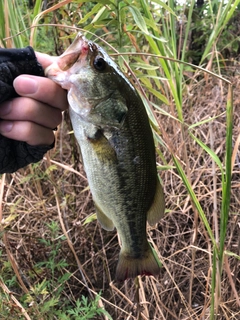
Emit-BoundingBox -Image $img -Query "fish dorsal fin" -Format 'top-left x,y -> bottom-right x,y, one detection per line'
147,178 -> 165,226
94,202 -> 115,231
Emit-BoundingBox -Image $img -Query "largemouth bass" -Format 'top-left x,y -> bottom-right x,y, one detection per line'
46,33 -> 165,281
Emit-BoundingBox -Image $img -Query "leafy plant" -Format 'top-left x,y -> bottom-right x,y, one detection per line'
64,294 -> 112,320
0,221 -> 110,319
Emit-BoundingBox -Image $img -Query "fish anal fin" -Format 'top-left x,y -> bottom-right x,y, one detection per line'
147,178 -> 165,226
94,202 -> 115,231
115,243 -> 161,282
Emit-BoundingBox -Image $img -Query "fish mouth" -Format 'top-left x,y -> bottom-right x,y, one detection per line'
45,32 -> 91,88
45,33 -> 89,76
56,32 -> 89,71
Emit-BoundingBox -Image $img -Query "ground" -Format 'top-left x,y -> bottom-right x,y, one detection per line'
0,70 -> 239,319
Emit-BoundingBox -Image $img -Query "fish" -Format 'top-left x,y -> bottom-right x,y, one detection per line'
45,32 -> 165,281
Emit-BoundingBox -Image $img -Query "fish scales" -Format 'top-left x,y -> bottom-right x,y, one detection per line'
46,33 -> 165,281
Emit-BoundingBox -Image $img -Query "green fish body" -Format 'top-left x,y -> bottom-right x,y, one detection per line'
46,33 -> 165,281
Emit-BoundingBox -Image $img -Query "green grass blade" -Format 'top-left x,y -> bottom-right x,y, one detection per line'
0,0 -> 5,46
210,248 -> 217,319
200,0 -> 240,64
33,0 -> 43,17
224,250 -> 240,260
189,132 -> 224,178
129,5 -> 149,35
219,84 -> 233,263
172,155 -> 217,249
0,0 -> 29,48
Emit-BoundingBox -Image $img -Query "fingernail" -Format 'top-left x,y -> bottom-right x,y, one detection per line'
0,101 -> 12,116
0,121 -> 13,133
14,76 -> 38,95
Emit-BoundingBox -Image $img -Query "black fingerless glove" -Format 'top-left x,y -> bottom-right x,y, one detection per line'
0,46 -> 54,173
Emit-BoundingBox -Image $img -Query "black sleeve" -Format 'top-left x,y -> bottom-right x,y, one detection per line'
0,46 -> 54,174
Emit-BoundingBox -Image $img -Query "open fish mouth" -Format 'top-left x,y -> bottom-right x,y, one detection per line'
57,33 -> 89,71
45,33 -> 90,88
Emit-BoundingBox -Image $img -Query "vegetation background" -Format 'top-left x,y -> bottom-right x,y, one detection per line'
0,0 -> 239,319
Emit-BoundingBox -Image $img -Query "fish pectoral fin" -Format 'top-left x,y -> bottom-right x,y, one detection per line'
94,202 -> 115,231
147,178 -> 165,226
86,128 -> 117,163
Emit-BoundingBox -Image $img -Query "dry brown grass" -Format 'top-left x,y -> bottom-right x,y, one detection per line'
0,72 -> 239,319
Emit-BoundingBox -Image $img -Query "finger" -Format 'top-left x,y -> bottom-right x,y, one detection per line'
13,75 -> 68,111
0,120 -> 55,146
0,97 -> 62,129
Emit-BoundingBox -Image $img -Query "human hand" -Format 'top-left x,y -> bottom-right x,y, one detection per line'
0,52 -> 68,146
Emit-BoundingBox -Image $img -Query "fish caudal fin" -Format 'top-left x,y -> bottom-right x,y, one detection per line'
115,243 -> 161,282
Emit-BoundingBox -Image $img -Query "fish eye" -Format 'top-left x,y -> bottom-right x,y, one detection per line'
93,56 -> 107,71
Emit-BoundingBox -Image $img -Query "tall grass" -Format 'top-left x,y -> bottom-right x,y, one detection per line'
0,0 -> 239,319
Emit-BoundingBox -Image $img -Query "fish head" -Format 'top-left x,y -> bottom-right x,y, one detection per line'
46,33 -> 129,127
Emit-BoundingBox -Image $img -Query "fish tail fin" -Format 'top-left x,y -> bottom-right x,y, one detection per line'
115,243 -> 161,282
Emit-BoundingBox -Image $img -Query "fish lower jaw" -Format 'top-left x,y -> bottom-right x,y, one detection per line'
50,75 -> 70,90
45,66 -> 72,90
